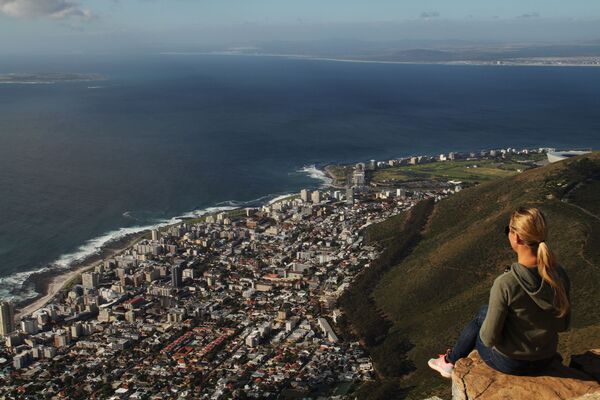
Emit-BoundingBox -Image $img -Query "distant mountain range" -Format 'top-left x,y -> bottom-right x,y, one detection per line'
209,40 -> 600,65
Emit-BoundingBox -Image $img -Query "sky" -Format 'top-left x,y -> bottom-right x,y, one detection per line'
1,0 -> 600,54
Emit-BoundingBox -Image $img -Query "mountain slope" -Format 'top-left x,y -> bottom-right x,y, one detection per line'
370,152 -> 600,399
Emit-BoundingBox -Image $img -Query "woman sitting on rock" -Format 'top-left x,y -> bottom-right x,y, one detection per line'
428,207 -> 571,378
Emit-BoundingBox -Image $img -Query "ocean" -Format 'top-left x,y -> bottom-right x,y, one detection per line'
1,53 -> 599,301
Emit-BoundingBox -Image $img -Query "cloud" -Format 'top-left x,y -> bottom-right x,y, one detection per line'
0,0 -> 94,19
420,11 -> 440,19
519,12 -> 540,19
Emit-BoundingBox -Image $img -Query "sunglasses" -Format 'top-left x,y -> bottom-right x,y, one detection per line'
504,225 -> 511,236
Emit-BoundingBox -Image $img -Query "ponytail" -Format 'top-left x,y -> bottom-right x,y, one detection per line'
510,207 -> 570,318
537,242 -> 570,317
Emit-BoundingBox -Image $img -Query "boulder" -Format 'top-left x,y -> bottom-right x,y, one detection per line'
452,350 -> 600,400
572,394 -> 600,400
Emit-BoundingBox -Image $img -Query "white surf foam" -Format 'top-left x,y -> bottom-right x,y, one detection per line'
179,205 -> 238,219
268,194 -> 296,205
0,204 -> 239,303
1,186 -> 322,303
216,193 -> 297,208
0,269 -> 44,302
297,165 -> 333,187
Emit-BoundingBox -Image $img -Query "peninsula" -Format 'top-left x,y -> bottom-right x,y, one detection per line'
0,73 -> 105,84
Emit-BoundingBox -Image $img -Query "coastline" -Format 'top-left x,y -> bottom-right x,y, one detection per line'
323,165 -> 349,189
163,51 -> 600,68
15,231 -> 147,320
4,147 -> 558,320
10,175 -> 332,319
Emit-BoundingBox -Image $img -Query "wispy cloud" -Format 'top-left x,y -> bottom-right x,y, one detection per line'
420,11 -> 440,19
0,0 -> 94,19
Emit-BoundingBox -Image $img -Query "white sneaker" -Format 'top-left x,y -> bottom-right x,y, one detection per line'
428,353 -> 454,379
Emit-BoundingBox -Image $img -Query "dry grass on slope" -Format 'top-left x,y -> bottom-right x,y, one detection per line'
371,152 -> 600,399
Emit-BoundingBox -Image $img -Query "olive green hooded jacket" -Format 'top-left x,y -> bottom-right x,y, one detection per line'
479,262 -> 571,361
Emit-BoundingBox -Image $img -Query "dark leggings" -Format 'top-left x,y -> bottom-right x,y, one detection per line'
446,305 -> 554,375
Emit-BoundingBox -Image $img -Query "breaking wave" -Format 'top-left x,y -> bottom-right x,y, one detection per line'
0,176 -> 321,302
0,205 -> 235,303
298,165 -> 333,187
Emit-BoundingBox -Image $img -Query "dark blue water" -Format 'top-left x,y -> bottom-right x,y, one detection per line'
1,54 -> 599,300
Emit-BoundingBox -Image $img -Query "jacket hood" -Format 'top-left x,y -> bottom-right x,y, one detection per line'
511,262 -> 556,311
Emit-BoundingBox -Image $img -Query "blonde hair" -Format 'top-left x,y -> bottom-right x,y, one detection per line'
510,207 -> 570,317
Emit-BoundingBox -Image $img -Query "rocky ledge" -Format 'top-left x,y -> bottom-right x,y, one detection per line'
452,350 -> 600,400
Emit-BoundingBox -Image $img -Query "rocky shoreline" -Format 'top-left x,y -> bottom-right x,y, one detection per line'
15,231 -> 147,318
12,176 -> 332,318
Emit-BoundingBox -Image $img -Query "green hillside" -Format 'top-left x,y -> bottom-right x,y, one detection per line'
349,153 -> 600,399
371,158 -> 532,184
